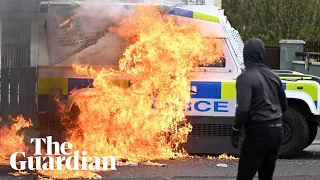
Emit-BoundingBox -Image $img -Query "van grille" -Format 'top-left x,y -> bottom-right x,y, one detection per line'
189,124 -> 233,137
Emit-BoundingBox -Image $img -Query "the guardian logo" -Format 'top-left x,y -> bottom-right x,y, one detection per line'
10,136 -> 116,171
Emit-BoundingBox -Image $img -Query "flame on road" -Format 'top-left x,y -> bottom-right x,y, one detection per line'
218,153 -> 238,160
0,116 -> 32,165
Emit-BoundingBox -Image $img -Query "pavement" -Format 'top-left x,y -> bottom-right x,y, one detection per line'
1,131 -> 320,180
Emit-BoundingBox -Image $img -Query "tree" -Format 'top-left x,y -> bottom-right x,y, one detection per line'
222,0 -> 320,43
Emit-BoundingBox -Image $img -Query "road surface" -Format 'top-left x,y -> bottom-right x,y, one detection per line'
1,130 -> 320,180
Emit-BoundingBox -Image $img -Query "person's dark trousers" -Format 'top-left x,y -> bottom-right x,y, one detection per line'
236,124 -> 284,180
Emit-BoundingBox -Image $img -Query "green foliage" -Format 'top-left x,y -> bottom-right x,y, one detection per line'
222,0 -> 320,44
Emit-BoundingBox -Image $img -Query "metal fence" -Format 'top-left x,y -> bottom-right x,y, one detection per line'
0,67 -> 37,125
305,41 -> 320,53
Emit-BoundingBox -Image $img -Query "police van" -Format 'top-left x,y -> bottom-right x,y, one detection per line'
38,0 -> 320,159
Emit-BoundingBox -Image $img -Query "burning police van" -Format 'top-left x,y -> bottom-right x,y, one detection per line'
38,0 -> 320,159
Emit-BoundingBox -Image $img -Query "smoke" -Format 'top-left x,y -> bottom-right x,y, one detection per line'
0,1 -> 7,13
48,0 -> 188,67
0,0 -> 44,17
0,0 -> 16,14
47,2 -> 134,67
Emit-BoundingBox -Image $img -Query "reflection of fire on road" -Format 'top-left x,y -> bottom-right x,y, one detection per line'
1,5 -> 231,179
37,166 -> 104,179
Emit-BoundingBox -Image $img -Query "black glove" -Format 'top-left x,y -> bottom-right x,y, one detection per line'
231,127 -> 241,148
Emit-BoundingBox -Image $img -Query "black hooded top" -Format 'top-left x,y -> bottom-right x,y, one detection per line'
233,39 -> 288,131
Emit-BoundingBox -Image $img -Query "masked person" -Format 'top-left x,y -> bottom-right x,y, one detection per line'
231,39 -> 288,180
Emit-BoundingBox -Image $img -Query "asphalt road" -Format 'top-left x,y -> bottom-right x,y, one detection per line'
1,130 -> 320,180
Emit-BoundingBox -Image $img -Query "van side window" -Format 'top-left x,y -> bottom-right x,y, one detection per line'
198,57 -> 226,67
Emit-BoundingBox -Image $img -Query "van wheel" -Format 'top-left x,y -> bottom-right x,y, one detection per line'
305,123 -> 318,148
278,107 -> 309,159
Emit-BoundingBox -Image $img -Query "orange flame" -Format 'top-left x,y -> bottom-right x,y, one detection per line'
207,153 -> 239,160
0,115 -> 32,165
65,5 -> 223,161
59,14 -> 79,28
218,153 -> 238,160
67,23 -> 74,32
8,170 -> 35,176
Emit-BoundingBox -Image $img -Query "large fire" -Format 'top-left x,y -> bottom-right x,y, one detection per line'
59,5 -> 224,162
1,5 -> 227,179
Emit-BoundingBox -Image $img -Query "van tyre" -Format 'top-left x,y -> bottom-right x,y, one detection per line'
278,107 -> 309,159
306,123 -> 318,148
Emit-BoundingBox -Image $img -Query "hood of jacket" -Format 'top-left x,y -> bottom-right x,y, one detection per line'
243,38 -> 266,69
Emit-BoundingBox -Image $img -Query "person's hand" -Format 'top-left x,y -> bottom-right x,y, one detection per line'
231,127 -> 241,148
